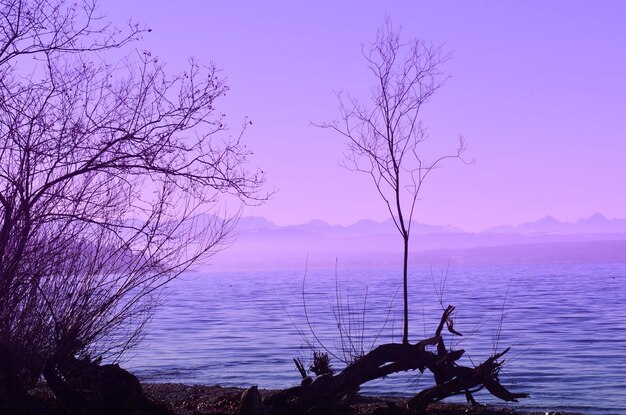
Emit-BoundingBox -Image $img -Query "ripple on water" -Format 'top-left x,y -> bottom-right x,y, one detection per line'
126,263 -> 626,415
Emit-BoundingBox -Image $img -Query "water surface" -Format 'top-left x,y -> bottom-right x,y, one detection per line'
126,263 -> 626,415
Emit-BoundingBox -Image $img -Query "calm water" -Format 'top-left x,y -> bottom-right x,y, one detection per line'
126,263 -> 626,415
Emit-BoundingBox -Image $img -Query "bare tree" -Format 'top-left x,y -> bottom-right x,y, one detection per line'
0,0 -> 265,398
322,19 -> 465,345
268,305 -> 527,415
274,20 -> 526,415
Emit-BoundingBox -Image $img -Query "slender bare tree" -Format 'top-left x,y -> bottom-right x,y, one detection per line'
0,0 -> 266,396
322,19 -> 465,345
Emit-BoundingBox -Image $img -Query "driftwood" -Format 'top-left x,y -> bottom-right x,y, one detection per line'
266,305 -> 527,414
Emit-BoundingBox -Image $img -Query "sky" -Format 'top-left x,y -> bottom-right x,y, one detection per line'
104,1 -> 626,232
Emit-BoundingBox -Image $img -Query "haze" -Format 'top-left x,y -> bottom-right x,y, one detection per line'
106,1 -> 626,232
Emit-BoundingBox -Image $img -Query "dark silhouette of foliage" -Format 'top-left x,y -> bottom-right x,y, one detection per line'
0,0 -> 266,401
310,351 -> 334,376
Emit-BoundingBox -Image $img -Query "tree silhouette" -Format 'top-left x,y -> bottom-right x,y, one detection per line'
0,0 -> 265,397
322,18 -> 465,344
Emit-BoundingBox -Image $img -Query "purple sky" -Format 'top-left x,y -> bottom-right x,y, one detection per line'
105,1 -> 626,232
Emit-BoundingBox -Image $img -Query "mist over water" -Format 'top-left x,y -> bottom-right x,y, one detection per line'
126,263 -> 626,415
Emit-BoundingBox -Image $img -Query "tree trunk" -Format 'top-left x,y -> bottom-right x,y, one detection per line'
402,234 -> 409,344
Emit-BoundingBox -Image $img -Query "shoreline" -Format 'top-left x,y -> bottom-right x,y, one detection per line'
19,380 -> 585,414
141,383 -> 585,415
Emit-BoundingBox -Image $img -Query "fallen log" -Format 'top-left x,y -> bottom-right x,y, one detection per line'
265,305 -> 527,414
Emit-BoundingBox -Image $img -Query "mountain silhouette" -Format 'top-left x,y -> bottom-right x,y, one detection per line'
202,213 -> 626,270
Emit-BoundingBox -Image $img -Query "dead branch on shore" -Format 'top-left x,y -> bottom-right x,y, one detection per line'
265,305 -> 527,414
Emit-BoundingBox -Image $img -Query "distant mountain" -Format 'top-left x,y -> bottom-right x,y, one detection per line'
517,215 -> 571,234
201,213 -> 626,270
575,213 -> 626,233
235,217 -> 460,238
284,220 -> 346,237
344,219 -> 391,236
236,216 -> 279,231
481,224 -> 516,234
483,213 -> 626,235
232,213 -> 626,239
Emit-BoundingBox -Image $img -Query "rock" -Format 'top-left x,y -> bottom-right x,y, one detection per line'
372,401 -> 409,415
44,356 -> 168,415
94,363 -> 144,401
238,385 -> 264,415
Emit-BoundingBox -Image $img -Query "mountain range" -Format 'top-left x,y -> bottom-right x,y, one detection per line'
205,213 -> 626,270
482,213 -> 626,234
237,213 -> 626,236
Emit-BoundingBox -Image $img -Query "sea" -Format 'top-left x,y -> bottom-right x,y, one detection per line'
125,262 -> 626,415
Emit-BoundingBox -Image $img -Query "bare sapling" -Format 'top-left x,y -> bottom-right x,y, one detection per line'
319,18 -> 466,345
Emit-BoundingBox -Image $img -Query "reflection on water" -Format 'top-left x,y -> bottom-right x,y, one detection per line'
126,263 -> 626,415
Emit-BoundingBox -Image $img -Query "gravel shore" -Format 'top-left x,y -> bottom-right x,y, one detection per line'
142,383 -> 582,415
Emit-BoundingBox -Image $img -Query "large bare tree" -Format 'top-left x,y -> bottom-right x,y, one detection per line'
0,0 -> 265,397
323,19 -> 465,345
